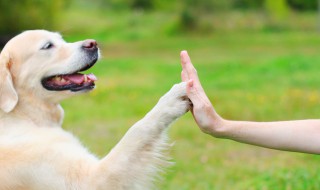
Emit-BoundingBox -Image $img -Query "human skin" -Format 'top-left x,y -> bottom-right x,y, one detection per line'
180,50 -> 320,154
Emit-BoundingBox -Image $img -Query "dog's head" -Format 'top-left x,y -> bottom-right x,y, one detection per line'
0,30 -> 99,113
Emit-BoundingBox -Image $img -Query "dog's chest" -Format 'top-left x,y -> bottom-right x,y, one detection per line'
0,125 -> 98,190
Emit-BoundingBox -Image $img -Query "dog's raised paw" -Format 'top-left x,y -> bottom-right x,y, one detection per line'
157,82 -> 191,119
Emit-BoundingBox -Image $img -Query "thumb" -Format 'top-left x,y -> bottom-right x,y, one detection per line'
186,79 -> 201,105
187,79 -> 212,107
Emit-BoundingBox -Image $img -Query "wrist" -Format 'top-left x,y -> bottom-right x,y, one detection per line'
207,116 -> 229,138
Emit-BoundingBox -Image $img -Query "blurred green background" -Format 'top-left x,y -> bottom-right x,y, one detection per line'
1,0 -> 320,189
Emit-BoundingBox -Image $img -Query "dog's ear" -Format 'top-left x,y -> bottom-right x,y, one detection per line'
0,52 -> 18,113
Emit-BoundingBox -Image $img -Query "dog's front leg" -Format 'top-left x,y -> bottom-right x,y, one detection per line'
90,82 -> 190,190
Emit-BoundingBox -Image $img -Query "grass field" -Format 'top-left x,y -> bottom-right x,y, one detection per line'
57,8 -> 320,190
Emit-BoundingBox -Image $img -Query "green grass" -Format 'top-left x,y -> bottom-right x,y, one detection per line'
58,8 -> 320,190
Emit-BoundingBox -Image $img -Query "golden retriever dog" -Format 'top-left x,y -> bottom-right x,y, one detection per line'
0,30 -> 190,190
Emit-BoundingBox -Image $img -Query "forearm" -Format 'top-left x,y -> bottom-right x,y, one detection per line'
219,119 -> 320,154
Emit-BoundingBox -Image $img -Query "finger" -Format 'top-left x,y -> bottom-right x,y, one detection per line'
181,70 -> 189,82
180,51 -> 199,82
180,50 -> 191,70
181,51 -> 210,102
186,79 -> 202,105
187,79 -> 212,107
181,51 -> 204,91
180,50 -> 190,78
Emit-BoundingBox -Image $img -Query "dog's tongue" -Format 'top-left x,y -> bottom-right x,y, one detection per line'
63,73 -> 97,84
63,74 -> 83,84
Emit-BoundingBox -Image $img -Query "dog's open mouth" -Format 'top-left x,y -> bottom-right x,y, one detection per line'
41,62 -> 98,92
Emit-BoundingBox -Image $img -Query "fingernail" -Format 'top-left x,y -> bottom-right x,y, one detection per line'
181,50 -> 188,57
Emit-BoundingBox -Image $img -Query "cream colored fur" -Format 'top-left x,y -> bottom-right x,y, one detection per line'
0,30 -> 189,190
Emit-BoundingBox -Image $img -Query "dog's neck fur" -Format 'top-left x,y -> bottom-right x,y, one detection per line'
2,94 -> 64,127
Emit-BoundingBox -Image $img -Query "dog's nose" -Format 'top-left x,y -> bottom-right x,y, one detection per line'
82,39 -> 97,50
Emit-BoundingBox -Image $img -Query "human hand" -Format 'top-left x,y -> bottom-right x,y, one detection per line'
180,51 -> 320,154
180,51 -> 225,137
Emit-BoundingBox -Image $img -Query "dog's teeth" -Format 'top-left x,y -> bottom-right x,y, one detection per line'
61,78 -> 66,82
53,76 -> 62,82
84,75 -> 87,82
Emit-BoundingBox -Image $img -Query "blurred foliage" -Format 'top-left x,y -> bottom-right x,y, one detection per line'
0,0 -> 318,43
182,0 -> 235,12
264,0 -> 290,30
178,8 -> 196,31
130,0 -> 154,10
234,0 -> 264,9
234,0 -> 317,11
83,0 -> 318,12
176,0 -> 235,32
0,0 -> 71,35
288,0 -> 318,11
265,0 -> 289,20
175,0 -> 316,33
94,0 -> 168,10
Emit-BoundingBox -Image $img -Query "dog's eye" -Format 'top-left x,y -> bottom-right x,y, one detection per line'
41,42 -> 54,50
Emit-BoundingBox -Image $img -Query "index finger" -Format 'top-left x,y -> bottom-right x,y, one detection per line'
180,50 -> 201,86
